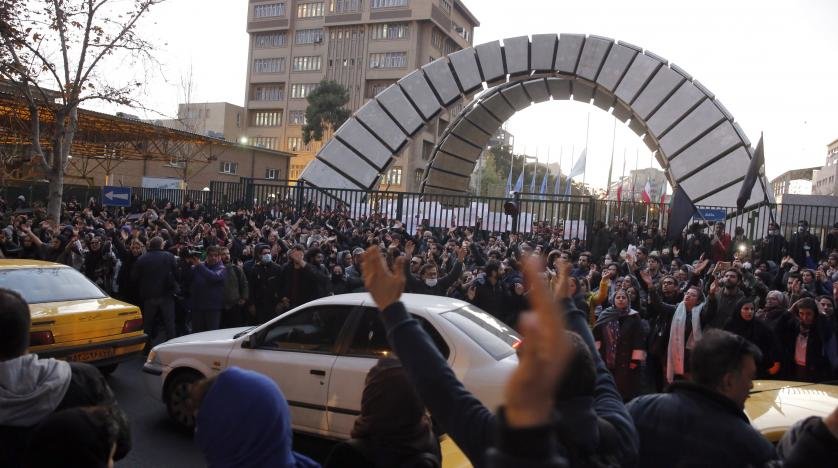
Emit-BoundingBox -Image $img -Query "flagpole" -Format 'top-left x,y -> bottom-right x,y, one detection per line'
566,144 -> 575,223
605,117 -> 617,225
619,148 -> 626,221
646,150 -> 654,223
631,148 -> 639,223
581,111 -> 591,192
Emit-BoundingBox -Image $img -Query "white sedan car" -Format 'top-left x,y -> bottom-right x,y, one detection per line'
143,293 -> 520,439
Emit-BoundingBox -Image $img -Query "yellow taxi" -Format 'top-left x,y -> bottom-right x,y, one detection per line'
0,259 -> 147,373
746,380 -> 838,442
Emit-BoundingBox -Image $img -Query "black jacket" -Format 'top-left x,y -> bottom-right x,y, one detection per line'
0,362 -> 131,468
627,381 -> 775,467
131,249 -> 177,299
379,299 -> 638,468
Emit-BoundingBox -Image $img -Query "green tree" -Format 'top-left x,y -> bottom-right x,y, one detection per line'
302,80 -> 351,145
0,0 -> 162,222
475,151 -> 503,197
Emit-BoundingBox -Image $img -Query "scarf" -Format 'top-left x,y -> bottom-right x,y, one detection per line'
666,301 -> 704,383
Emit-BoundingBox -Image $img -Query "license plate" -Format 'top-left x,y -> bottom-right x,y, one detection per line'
66,348 -> 115,362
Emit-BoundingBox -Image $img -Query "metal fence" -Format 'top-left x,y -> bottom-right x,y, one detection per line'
2,178 -> 836,246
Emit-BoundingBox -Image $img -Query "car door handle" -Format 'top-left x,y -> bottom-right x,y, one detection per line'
310,369 -> 326,376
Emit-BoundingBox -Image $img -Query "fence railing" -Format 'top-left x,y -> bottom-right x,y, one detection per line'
2,179 -> 836,247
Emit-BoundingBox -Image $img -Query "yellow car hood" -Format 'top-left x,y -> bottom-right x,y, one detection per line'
745,380 -> 838,442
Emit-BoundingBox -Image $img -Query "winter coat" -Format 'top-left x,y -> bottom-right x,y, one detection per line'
594,308 -> 646,401
0,357 -> 131,468
131,249 -> 178,300
627,381 -> 776,467
190,262 -> 226,311
723,314 -> 782,378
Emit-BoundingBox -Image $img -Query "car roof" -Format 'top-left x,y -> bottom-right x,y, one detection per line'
301,292 -> 470,315
0,259 -> 68,269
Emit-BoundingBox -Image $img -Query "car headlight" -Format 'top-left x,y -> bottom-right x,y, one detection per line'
146,350 -> 160,366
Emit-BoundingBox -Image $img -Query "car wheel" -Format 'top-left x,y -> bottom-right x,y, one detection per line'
97,364 -> 119,375
165,370 -> 203,431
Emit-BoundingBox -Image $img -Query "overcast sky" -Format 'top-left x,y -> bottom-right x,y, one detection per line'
111,0 -> 838,189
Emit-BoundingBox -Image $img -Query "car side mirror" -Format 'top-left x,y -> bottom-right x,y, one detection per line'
241,336 -> 253,349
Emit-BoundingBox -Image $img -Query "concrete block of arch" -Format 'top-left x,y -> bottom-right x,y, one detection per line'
474,40 -> 505,83
422,58 -> 461,106
502,36 -> 531,76
448,48 -> 483,94
376,86 -> 424,136
398,69 -> 442,121
332,118 -> 392,170
531,34 -> 558,72
355,100 -> 408,153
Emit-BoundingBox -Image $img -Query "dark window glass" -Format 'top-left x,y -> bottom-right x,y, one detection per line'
442,306 -> 520,360
346,307 -> 450,358
259,306 -> 352,353
1,268 -> 106,303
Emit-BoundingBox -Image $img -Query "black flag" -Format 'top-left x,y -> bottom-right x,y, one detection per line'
736,134 -> 764,211
666,186 -> 697,243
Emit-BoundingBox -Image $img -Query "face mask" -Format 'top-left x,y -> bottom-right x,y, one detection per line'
768,230 -> 778,236
424,278 -> 438,287
261,254 -> 272,263
798,227 -> 806,233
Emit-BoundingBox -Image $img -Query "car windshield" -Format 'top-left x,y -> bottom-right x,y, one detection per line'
441,305 -> 521,360
0,267 -> 107,303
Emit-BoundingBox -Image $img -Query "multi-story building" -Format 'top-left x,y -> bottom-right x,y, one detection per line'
770,167 -> 817,203
243,0 -> 479,190
607,167 -> 668,203
812,138 -> 838,196
153,102 -> 246,143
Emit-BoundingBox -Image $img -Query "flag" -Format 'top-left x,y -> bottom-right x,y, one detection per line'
641,180 -> 652,204
553,170 -> 561,194
736,133 -> 764,211
564,176 -> 572,198
666,187 -> 697,242
513,166 -> 524,193
659,184 -> 667,213
617,183 -> 623,208
568,149 -> 586,178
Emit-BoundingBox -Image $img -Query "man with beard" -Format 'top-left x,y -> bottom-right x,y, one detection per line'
789,220 -> 820,269
220,247 -> 249,328
403,241 -> 464,296
244,244 -> 282,324
466,260 -> 509,322
705,269 -> 746,329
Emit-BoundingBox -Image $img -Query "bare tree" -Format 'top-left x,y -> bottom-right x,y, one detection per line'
0,0 -> 163,221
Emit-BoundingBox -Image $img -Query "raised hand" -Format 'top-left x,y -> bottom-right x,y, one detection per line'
404,239 -> 415,257
455,245 -> 466,262
639,269 -> 653,288
504,256 -> 571,428
362,245 -> 406,311
467,285 -> 477,301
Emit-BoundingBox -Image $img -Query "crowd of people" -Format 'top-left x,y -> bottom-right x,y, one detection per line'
2,192 -> 838,466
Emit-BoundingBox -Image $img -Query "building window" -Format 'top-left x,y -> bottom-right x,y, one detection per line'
453,23 -> 470,42
443,38 -> 458,56
384,167 -> 402,185
287,137 -> 311,152
366,80 -> 395,98
293,56 -> 322,72
431,28 -> 443,50
252,84 -> 284,101
369,52 -> 407,69
371,0 -> 408,8
290,83 -> 318,99
370,23 -> 409,40
295,28 -> 324,44
254,3 -> 286,18
253,58 -> 285,73
440,0 -> 451,13
265,168 -> 279,180
290,164 -> 306,179
251,137 -> 278,150
414,169 -> 424,186
288,110 -> 307,125
422,140 -> 434,160
297,2 -> 324,18
253,31 -> 288,49
329,0 -> 359,13
252,111 -> 282,127
220,161 -> 238,174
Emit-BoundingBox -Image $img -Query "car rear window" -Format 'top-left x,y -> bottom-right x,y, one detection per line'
441,306 -> 521,360
0,267 -> 107,303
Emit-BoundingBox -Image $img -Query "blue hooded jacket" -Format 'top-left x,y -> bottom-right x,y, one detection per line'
195,367 -> 320,468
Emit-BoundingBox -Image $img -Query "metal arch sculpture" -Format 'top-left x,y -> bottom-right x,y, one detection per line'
299,33 -> 772,210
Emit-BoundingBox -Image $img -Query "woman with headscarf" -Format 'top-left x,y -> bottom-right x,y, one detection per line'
593,289 -> 646,400
193,367 -> 319,468
324,358 -> 440,468
724,297 -> 782,378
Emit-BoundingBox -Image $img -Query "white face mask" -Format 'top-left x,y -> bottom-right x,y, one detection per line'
424,278 -> 438,287
261,254 -> 272,263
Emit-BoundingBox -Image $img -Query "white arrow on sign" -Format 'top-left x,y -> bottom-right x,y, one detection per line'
105,191 -> 130,201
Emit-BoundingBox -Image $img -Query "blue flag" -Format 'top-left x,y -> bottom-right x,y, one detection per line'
529,166 -> 538,193
554,173 -> 561,195
513,169 -> 524,193
539,169 -> 549,195
505,163 -> 513,195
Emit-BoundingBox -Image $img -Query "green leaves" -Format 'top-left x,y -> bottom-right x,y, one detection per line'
301,80 -> 351,145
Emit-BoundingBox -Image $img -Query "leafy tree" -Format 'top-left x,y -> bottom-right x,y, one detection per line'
302,80 -> 351,145
0,0 -> 162,222
474,151 -> 503,197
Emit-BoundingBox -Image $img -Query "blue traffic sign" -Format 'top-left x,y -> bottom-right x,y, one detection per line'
696,208 -> 727,222
102,186 -> 132,207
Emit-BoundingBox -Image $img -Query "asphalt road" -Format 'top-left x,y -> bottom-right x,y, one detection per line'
108,355 -> 336,467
